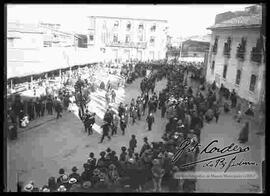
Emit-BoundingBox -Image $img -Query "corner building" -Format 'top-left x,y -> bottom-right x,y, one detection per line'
206,5 -> 265,104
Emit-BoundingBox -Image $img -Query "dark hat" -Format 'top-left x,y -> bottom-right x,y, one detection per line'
143,137 -> 148,141
121,146 -> 127,151
72,166 -> 78,172
59,168 -> 65,175
106,148 -> 111,153
132,134 -> 136,138
100,151 -> 106,156
111,151 -> 116,155
89,152 -> 94,157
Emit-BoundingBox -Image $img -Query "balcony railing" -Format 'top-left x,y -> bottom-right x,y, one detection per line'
106,41 -> 147,49
250,51 -> 262,64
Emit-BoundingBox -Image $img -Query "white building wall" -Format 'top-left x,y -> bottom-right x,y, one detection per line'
206,28 -> 265,104
88,16 -> 168,62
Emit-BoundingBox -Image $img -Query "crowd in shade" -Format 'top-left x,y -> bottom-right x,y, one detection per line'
14,60 -> 254,192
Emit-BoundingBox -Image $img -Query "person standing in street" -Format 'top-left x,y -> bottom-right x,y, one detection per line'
111,89 -> 116,103
230,89 -> 237,109
111,114 -> 119,136
99,121 -> 111,143
214,105 -> 221,123
146,113 -> 155,131
238,122 -> 249,143
129,135 -> 137,153
55,99 -> 63,119
120,115 -> 127,135
88,112 -> 96,135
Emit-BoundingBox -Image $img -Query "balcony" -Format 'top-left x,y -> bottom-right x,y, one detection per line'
250,51 -> 262,64
106,41 -> 147,49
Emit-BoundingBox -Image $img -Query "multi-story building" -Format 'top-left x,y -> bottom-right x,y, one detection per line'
7,21 -> 100,79
206,5 -> 265,104
87,16 -> 168,62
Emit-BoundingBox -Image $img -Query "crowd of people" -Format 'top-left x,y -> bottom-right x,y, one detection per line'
12,60 -> 255,192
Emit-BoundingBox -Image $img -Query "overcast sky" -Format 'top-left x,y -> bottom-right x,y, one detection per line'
7,4 -> 254,37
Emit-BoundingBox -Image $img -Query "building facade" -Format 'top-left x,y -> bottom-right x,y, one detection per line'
7,22 -> 100,79
206,5 -> 265,104
87,16 -> 168,62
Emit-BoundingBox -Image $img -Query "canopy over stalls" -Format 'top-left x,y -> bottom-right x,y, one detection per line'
7,47 -> 102,79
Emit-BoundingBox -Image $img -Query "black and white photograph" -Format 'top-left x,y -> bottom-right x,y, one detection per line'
5,3 -> 266,193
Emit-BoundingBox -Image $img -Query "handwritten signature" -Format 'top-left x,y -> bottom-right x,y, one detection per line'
172,139 -> 257,172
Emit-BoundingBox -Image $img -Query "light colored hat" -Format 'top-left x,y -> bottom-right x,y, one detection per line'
57,185 -> 67,192
69,177 -> 77,184
152,159 -> 160,165
128,158 -> 135,164
61,174 -> 69,183
24,184 -> 33,192
42,188 -> 50,192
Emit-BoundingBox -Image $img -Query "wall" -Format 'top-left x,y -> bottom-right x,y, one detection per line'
89,17 -> 167,62
206,28 -> 265,104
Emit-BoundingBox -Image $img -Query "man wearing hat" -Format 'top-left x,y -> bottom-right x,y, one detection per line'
151,159 -> 165,192
69,166 -> 81,183
99,121 -> 111,143
23,182 -> 34,192
80,163 -> 92,183
57,168 -> 66,185
129,135 -> 137,153
140,137 -> 151,156
57,185 -> 67,192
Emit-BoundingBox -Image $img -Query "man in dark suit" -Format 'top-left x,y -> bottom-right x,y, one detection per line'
99,122 -> 111,143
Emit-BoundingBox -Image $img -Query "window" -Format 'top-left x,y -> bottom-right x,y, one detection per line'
235,69 -> 241,85
251,37 -> 263,63
114,21 -> 119,28
102,21 -> 107,29
151,24 -> 156,32
222,64 -> 228,79
113,34 -> 118,43
223,37 -> 232,57
236,37 -> 247,60
138,34 -> 143,42
211,61 -> 215,74
126,22 -> 131,31
8,38 -> 14,47
43,41 -> 52,47
212,36 -> 218,54
125,35 -> 130,43
249,74 -> 257,92
89,35 -> 94,41
150,36 -> 155,46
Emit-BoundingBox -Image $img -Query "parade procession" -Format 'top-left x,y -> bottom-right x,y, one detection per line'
5,4 -> 265,193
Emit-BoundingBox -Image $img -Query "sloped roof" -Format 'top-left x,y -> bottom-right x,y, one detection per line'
8,22 -> 43,34
208,14 -> 262,30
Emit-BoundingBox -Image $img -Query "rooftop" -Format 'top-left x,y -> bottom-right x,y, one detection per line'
88,15 -> 167,23
208,13 -> 262,30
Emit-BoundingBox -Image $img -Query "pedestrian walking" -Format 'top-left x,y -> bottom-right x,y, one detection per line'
214,106 -> 221,123
88,113 -> 96,135
129,135 -> 137,153
146,113 -> 155,131
111,114 -> 119,136
111,90 -> 116,103
99,122 -> 111,143
120,115 -> 127,135
238,122 -> 249,143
